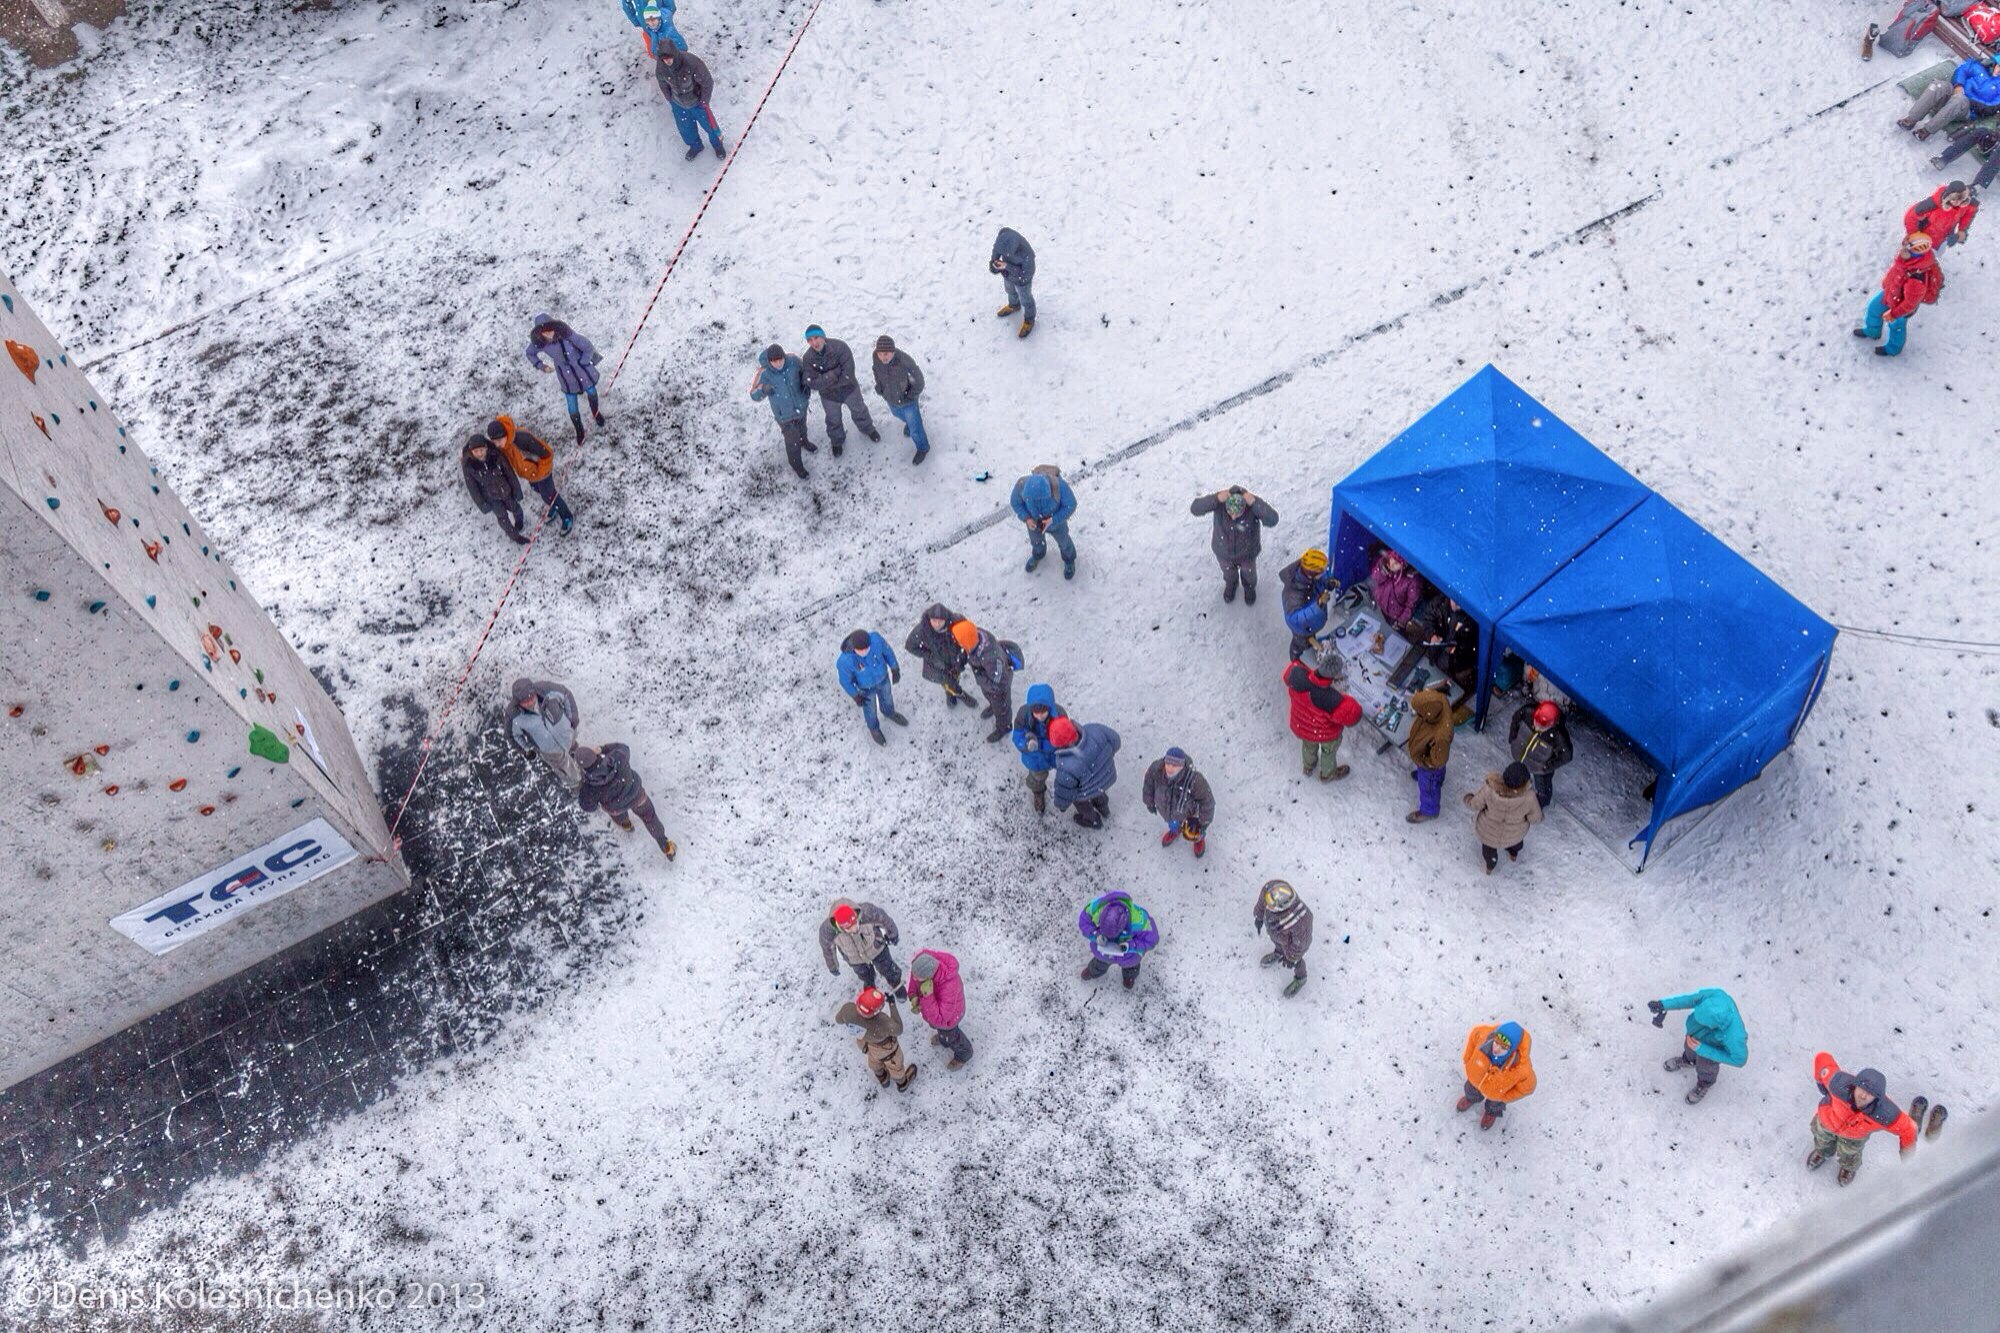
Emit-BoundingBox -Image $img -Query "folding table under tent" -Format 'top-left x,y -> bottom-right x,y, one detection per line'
1327,364 -> 1650,722
1494,494 -> 1837,868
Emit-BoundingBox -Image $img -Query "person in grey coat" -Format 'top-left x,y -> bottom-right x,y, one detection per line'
818,898 -> 904,996
749,344 -> 817,479
990,227 -> 1036,337
507,677 -> 581,787
1253,879 -> 1314,997
872,335 -> 930,464
1142,746 -> 1215,858
1189,486 -> 1279,604
801,325 -> 879,453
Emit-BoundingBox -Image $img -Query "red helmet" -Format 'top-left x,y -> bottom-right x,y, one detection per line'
832,903 -> 859,930
1532,701 -> 1561,728
853,986 -> 885,1017
1047,716 -> 1080,748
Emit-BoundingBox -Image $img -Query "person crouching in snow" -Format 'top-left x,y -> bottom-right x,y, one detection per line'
621,0 -> 686,57
1010,683 -> 1067,815
834,987 -> 916,1092
1143,746 -> 1214,857
1458,1021 -> 1536,1130
1078,891 -> 1157,989
571,743 -> 676,860
818,899 -> 905,997
1253,879 -> 1313,998
1284,646 -> 1362,782
1048,715 -> 1120,829
524,314 -> 604,443
1648,988 -> 1748,1106
1808,1052 -> 1918,1185
485,416 -> 574,536
655,44 -> 725,161
1854,233 -> 1942,358
1464,762 -> 1543,874
837,629 -> 905,746
907,949 -> 971,1070
1404,687 -> 1453,824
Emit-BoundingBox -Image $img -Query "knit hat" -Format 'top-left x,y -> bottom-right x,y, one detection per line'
570,745 -> 600,770
465,433 -> 490,452
804,324 -> 826,340
853,986 -> 885,1017
1503,762 -> 1531,790
641,3 -> 661,18
910,952 -> 939,981
1162,746 -> 1189,768
1532,701 -> 1561,728
832,903 -> 859,930
951,620 -> 980,652
875,335 -> 896,352
1261,879 -> 1296,911
509,677 -> 539,706
1047,716 -> 1080,749
485,418 -> 508,441
1299,548 -> 1329,574
1489,1021 -> 1525,1066
763,343 -> 785,363
843,630 -> 872,653
1948,180 -> 1970,195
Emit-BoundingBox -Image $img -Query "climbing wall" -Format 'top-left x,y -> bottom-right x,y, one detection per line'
0,271 -> 407,1091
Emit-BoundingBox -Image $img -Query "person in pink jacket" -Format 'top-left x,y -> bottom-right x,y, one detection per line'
1370,547 -> 1423,631
907,949 -> 971,1069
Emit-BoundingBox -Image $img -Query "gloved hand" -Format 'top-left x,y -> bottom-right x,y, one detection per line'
1254,916 -> 1264,935
1024,738 -> 1039,752
852,694 -> 867,707
1648,1000 -> 1666,1028
891,667 -> 902,684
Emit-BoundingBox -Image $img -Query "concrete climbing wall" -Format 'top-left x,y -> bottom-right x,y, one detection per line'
0,271 -> 407,1091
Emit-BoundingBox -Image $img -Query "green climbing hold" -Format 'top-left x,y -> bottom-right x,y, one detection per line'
248,724 -> 290,765
253,668 -> 264,684
185,730 -> 201,743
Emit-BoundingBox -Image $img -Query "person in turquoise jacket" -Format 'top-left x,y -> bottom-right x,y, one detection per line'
1648,988 -> 1747,1106
620,0 -> 687,57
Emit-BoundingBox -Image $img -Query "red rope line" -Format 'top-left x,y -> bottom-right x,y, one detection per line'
378,0 -> 827,853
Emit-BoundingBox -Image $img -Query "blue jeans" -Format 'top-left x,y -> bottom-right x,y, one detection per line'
671,101 -> 723,151
889,401 -> 929,456
1861,292 -> 1908,355
1027,519 -> 1075,565
854,680 -> 896,731
1004,273 -> 1036,322
563,388 -> 601,421
1414,765 -> 1445,817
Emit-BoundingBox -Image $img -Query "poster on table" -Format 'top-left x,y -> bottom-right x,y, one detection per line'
109,818 -> 358,956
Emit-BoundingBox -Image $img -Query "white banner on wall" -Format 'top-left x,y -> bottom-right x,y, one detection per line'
110,817 -> 357,956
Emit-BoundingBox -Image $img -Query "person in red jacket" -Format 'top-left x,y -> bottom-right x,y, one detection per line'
1808,1051 -> 1918,1186
1284,648 -> 1362,782
1854,232 -> 1943,357
1904,181 -> 1979,249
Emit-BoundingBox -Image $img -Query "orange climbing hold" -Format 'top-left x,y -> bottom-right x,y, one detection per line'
100,501 -> 121,525
168,777 -> 187,792
228,648 -> 241,664
6,340 -> 36,383
93,743 -> 109,755
31,413 -> 48,438
198,805 -> 215,816
143,540 -> 161,562
103,785 -> 119,796
6,705 -> 21,718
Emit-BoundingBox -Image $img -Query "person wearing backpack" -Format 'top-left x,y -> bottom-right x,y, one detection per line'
1009,464 -> 1077,578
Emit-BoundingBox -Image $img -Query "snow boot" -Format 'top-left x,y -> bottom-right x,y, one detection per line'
1018,319 -> 1034,339
1686,1081 -> 1711,1105
946,1058 -> 965,1071
1159,829 -> 1178,848
1455,1095 -> 1478,1113
945,689 -> 962,708
1025,551 -> 1045,573
996,304 -> 1020,318
684,143 -> 704,160
1875,346 -> 1899,357
592,407 -> 606,427
874,1069 -> 891,1087
1121,970 -> 1136,990
869,728 -> 887,746
801,439 -> 819,452
1080,962 -> 1103,981
1032,788 -> 1047,815
1302,759 -> 1316,775
1928,1104 -> 1949,1138
913,449 -> 928,465
1806,1149 -> 1828,1171
985,724 -> 1008,743
930,1033 -> 943,1047
1062,558 -> 1075,580
1283,976 -> 1306,998
1852,327 -> 1878,339
1507,848 -> 1520,861
1072,809 -> 1102,829
1319,765 -> 1351,782
1862,21 -> 1879,59
1243,585 -> 1257,605
1837,1165 -> 1857,1187
1479,1110 -> 1499,1131
865,429 -> 882,443
895,1067 -> 918,1092
979,705 -> 995,719
1223,583 -> 1237,604
712,139 -> 726,158
887,711 -> 909,727
831,442 -> 844,457
1664,1054 -> 1690,1072
1260,951 -> 1283,967
1405,811 -> 1433,823
1192,836 -> 1206,858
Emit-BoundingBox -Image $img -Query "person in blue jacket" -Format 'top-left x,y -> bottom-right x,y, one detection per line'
1078,891 -> 1158,989
1278,549 -> 1333,660
1009,683 -> 1068,816
1048,715 -> 1119,829
1648,988 -> 1748,1106
837,630 -> 905,745
1009,464 -> 1077,578
990,227 -> 1037,337
750,344 -> 817,480
1900,55 -> 2000,140
620,0 -> 687,57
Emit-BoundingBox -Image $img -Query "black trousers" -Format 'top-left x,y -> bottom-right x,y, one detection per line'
851,952 -> 904,993
491,501 -> 528,543
1480,841 -> 1524,870
780,417 -> 812,477
1082,957 -> 1141,984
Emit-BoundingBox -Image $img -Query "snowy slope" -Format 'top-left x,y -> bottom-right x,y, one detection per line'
3,0 -> 1997,1329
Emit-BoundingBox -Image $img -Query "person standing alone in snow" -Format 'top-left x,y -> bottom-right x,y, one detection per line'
818,899 -> 905,996
1010,683 -> 1067,815
871,336 -> 929,464
1048,715 -> 1120,829
1009,464 -> 1077,579
990,227 -> 1036,337
1253,879 -> 1313,998
1077,891 -> 1157,989
571,742 -> 676,860
1404,688 -> 1453,824
1648,989 -> 1748,1105
1854,233 -> 1942,357
952,618 -> 1017,744
1509,699 -> 1573,809
484,416 -> 574,536
1284,647 -> 1362,782
620,0 -> 686,57
507,677 -> 582,787
906,948 -> 971,1070
1279,549 -> 1333,660
834,986 -> 916,1092
801,325 -> 879,455
1463,761 -> 1543,874
1808,1052 -> 1918,1186
750,344 -> 816,479
655,44 -> 725,160
460,434 -> 528,545
1142,746 -> 1214,857
1458,1021 -> 1536,1130
1189,485 -> 1279,604
836,630 -> 905,745
524,314 -> 605,444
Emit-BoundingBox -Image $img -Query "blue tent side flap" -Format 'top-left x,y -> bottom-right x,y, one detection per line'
1494,495 -> 1838,864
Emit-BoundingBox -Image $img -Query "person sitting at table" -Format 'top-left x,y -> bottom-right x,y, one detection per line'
1370,547 -> 1424,633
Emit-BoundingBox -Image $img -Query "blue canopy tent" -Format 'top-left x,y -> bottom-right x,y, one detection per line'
1328,365 -> 1649,721
1494,495 -> 1836,867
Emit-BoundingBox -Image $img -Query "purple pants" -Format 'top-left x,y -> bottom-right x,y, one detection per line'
1414,765 -> 1445,817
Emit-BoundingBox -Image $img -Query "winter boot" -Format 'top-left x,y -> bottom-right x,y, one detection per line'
887,711 -> 909,727
1319,765 -> 1351,782
1852,327 -> 1877,339
1032,788 -> 1047,815
1243,585 -> 1257,605
570,415 -> 587,445
874,1069 -> 890,1087
895,1067 -> 918,1092
1875,346 -> 1899,357
1260,951 -> 1283,967
1072,809 -> 1102,830
1062,557 -> 1075,580
1506,848 -> 1520,861
1121,970 -> 1136,990
1479,1110 -> 1499,1131
712,139 -> 726,158
1454,1095 -> 1478,1113
1663,1054 -> 1690,1072
985,724 -> 1008,743
869,728 -> 887,746
1282,976 -> 1306,998
659,839 -> 678,861
945,689 -> 961,708
996,304 -> 1020,318
684,143 -> 704,160
1685,1081 -> 1711,1105
929,1033 -> 942,1047
1223,582 -> 1237,603
612,813 -> 634,834
1192,836 -> 1206,858
1025,551 -> 1045,573
1837,1165 -> 1858,1186
1405,811 -> 1433,823
913,449 -> 928,465
1806,1149 -> 1828,1171
865,429 -> 882,443
1159,829 -> 1179,848
946,1058 -> 965,1071
1079,962 -> 1103,981
1302,758 -> 1316,775
1928,1104 -> 1949,1139
831,442 -> 844,457
1018,319 -> 1034,339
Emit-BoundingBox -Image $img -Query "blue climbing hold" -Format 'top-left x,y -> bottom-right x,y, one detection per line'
226,766 -> 241,779
238,688 -> 247,698
289,797 -> 306,809
44,497 -> 58,510
181,523 -> 190,536
185,730 -> 200,743
88,600 -> 105,614
1,295 -> 11,312
168,679 -> 180,691
32,589 -> 50,601
144,595 -> 156,608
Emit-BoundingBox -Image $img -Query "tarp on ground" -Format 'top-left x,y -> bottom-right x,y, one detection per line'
1495,494 -> 1837,865
1329,364 -> 1649,716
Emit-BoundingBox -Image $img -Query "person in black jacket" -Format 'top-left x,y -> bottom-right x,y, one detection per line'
573,743 -> 676,860
801,325 -> 878,454
655,45 -> 724,160
872,336 -> 929,464
1508,699 -> 1574,809
460,436 -> 527,545
1420,596 -> 1479,687
904,604 -> 975,710
1189,486 -> 1279,604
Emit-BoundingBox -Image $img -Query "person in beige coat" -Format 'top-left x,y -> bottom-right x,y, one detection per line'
834,986 -> 917,1091
1463,761 -> 1543,874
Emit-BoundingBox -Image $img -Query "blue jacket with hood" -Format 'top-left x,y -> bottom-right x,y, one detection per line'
1659,989 -> 1748,1067
1010,684 -> 1067,773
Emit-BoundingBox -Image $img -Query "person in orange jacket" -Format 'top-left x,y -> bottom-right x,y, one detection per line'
1853,233 -> 1943,357
484,416 -> 574,535
1808,1051 -> 1918,1186
1457,1021 -> 1535,1130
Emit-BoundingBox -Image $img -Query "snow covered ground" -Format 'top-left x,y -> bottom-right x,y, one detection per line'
3,0 -> 1997,1327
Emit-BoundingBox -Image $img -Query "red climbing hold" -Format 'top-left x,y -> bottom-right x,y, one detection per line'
68,755 -> 87,776
92,743 -> 108,756
168,777 -> 187,792
228,648 -> 241,664
103,785 -> 120,796
6,705 -> 21,718
198,805 -> 216,816
100,501 -> 121,525
31,413 -> 48,439
143,540 -> 161,562
6,340 -> 36,383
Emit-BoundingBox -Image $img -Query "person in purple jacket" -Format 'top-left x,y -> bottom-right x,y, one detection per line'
1077,891 -> 1157,990
524,313 -> 606,444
